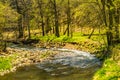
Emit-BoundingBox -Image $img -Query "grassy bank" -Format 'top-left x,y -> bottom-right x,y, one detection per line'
93,59 -> 120,80
1,32 -> 105,76
31,32 -> 106,59
0,56 -> 12,72
93,47 -> 120,80
32,32 -> 105,49
31,32 -> 105,43
0,48 -> 57,76
0,54 -> 16,76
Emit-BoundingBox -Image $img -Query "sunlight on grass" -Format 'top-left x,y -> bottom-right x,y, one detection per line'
0,57 -> 12,71
93,59 -> 120,80
31,32 -> 88,43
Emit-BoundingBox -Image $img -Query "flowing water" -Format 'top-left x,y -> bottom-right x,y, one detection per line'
0,44 -> 101,80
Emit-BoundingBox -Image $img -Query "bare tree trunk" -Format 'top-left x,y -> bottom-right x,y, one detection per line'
101,0 -> 113,46
53,0 -> 60,37
18,15 -> 24,38
107,0 -> 114,46
114,8 -> 120,42
46,16 -> 52,34
38,0 -> 45,36
101,0 -> 108,27
27,13 -> 31,39
15,0 -> 24,38
67,0 -> 71,37
88,27 -> 95,39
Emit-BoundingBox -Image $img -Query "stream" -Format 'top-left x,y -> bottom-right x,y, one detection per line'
0,44 -> 101,80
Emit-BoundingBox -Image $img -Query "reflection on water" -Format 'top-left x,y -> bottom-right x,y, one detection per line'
0,65 -> 98,80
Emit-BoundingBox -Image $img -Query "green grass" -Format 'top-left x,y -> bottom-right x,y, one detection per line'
31,31 -> 107,44
93,59 -> 120,80
31,32 -> 106,54
0,56 -> 12,71
93,45 -> 120,80
31,32 -> 88,43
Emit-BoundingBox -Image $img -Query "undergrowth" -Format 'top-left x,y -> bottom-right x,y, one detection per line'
93,46 -> 120,80
0,56 -> 12,71
31,32 -> 105,43
93,59 -> 120,80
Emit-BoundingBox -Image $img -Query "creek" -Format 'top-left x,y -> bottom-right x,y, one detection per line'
0,44 -> 101,80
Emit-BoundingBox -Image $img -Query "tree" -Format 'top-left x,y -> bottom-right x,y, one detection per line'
0,2 -> 18,51
99,0 -> 120,46
64,0 -> 71,37
37,0 -> 45,36
14,0 -> 24,38
114,0 -> 120,42
50,0 -> 60,37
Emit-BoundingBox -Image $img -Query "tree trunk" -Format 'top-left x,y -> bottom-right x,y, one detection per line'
14,0 -> 24,38
18,15 -> 24,38
53,0 -> 60,37
101,0 -> 114,46
88,27 -> 95,39
27,13 -> 31,39
67,0 -> 71,37
41,15 -> 45,36
101,0 -> 108,27
114,8 -> 120,42
107,0 -> 114,46
38,0 -> 45,36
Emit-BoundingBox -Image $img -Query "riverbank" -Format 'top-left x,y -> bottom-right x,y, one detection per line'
93,46 -> 120,80
0,38 -> 104,76
0,34 -> 106,76
25,34 -> 120,80
0,46 -> 58,76
0,42 -> 119,79
31,39 -> 105,58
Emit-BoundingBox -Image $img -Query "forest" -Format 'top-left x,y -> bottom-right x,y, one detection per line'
0,0 -> 120,80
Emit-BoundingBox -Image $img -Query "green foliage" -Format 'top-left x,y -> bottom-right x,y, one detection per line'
0,2 -> 19,51
93,59 -> 120,80
0,2 -> 19,24
31,32 -> 87,43
35,35 -> 56,42
113,0 -> 120,8
0,57 -> 12,71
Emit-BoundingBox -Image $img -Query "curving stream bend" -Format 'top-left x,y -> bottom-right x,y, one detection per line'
0,44 -> 101,80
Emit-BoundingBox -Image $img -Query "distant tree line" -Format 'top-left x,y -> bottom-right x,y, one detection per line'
0,0 -> 119,51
